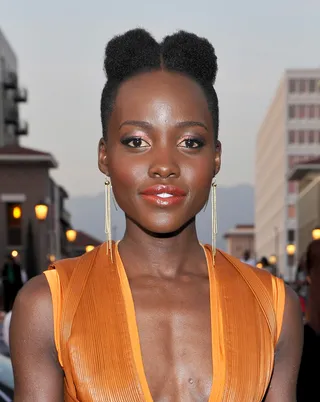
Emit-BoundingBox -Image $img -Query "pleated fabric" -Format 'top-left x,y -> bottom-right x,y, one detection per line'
44,242 -> 285,402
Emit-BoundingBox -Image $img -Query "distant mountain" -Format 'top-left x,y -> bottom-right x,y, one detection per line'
67,184 -> 254,251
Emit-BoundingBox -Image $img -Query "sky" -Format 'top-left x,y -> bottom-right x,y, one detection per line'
1,0 -> 320,197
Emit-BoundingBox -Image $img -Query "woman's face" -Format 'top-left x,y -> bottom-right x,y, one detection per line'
99,70 -> 221,234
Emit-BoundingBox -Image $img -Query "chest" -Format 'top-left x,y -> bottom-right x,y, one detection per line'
64,258 -> 276,402
130,277 -> 212,401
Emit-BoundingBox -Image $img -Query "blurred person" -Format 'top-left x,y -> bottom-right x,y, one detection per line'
1,254 -> 23,313
295,254 -> 308,318
260,256 -> 275,275
297,239 -> 320,401
11,29 -> 302,401
240,249 -> 256,266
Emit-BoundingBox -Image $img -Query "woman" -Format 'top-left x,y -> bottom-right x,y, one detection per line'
10,29 -> 302,401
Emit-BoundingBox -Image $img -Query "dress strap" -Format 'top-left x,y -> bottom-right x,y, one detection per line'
43,269 -> 63,367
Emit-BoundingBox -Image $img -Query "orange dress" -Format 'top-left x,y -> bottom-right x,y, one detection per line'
44,242 -> 285,402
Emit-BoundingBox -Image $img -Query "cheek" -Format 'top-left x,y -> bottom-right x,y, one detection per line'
183,157 -> 214,191
108,153 -> 147,196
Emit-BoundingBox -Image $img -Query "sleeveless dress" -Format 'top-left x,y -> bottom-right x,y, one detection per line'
44,242 -> 285,402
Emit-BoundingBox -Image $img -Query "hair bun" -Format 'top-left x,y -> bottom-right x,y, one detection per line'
104,28 -> 160,81
161,31 -> 218,84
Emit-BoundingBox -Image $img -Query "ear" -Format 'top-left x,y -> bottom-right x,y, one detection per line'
98,137 -> 110,176
213,140 -> 222,177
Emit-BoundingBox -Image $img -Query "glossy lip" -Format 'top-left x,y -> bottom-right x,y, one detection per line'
140,185 -> 187,207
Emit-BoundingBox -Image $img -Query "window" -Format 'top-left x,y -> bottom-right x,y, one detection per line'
299,79 -> 306,93
288,181 -> 297,193
308,105 -> 315,118
308,131 -> 315,143
289,105 -> 295,118
298,105 -> 305,118
288,205 -> 296,219
289,79 -> 296,93
309,79 -> 316,92
288,229 -> 295,242
289,130 -> 295,144
299,131 -> 305,143
288,156 -> 295,168
6,203 -> 22,246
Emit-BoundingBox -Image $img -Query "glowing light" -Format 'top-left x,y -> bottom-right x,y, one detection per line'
66,229 -> 77,243
256,262 -> 263,269
11,250 -> 18,258
35,203 -> 48,221
312,228 -> 320,240
48,254 -> 56,263
286,244 -> 296,255
269,255 -> 277,265
85,245 -> 95,253
12,206 -> 22,219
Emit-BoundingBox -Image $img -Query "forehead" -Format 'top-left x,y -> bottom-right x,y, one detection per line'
112,70 -> 212,127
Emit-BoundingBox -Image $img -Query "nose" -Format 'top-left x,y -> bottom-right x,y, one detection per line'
148,147 -> 180,179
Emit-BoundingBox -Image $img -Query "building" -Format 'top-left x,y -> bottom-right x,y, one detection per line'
223,224 -> 255,260
288,157 -> 320,259
0,28 -> 28,147
68,230 -> 102,258
0,145 -> 74,272
255,69 -> 320,280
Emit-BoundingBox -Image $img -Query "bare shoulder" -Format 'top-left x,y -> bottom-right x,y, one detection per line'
10,273 -> 56,359
10,274 -> 64,401
264,284 -> 303,401
277,284 -> 303,349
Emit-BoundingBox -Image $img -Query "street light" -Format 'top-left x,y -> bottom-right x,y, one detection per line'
85,245 -> 94,253
12,206 -> 22,219
286,244 -> 296,256
48,254 -> 56,263
269,255 -> 277,265
35,202 -> 48,221
66,229 -> 77,243
11,250 -> 18,258
312,228 -> 320,240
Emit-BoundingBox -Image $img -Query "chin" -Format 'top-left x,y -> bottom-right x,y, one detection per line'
129,212 -> 195,238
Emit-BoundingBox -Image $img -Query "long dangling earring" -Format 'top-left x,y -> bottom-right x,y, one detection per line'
211,181 -> 218,265
105,178 -> 113,261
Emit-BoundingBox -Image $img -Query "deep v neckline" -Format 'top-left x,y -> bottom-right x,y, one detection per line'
114,242 -> 226,402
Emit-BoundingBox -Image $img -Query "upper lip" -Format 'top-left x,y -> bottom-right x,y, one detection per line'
140,185 -> 187,196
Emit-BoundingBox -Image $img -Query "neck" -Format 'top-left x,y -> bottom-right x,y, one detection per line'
118,218 -> 207,279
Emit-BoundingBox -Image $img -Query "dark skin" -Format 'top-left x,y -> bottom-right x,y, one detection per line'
10,70 -> 303,401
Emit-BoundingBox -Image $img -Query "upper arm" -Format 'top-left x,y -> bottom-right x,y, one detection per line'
264,285 -> 303,401
10,274 -> 64,401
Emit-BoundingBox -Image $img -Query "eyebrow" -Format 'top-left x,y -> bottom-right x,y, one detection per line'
119,120 -> 208,131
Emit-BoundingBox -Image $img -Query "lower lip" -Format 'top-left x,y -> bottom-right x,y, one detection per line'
141,194 -> 186,206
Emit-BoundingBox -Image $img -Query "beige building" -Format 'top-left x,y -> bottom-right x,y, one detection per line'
223,224 -> 255,260
255,69 -> 320,281
288,157 -> 320,259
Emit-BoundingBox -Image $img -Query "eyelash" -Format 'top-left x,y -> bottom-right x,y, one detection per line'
178,138 -> 205,149
120,136 -> 205,149
120,137 -> 150,148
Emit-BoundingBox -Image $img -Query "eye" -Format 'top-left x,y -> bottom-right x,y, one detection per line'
178,138 -> 205,149
121,137 -> 150,148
